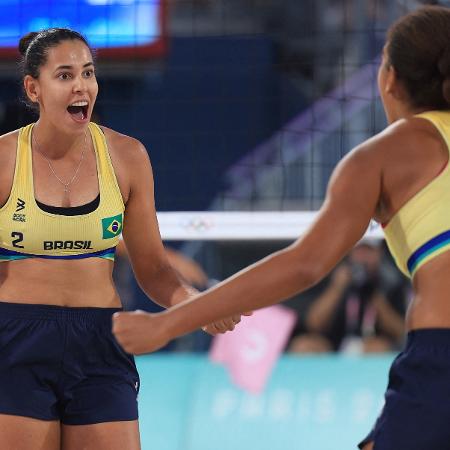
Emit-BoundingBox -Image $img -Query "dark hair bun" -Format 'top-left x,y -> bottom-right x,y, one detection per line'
18,32 -> 39,56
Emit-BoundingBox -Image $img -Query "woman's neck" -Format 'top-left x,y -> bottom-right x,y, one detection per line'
33,119 -> 87,159
387,102 -> 430,124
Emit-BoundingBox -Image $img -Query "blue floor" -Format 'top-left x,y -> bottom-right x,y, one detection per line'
136,354 -> 393,450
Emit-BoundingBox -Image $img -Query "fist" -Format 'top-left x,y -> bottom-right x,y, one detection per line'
112,310 -> 169,355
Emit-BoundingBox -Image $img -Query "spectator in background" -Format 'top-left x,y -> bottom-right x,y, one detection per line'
164,247 -> 209,289
289,240 -> 407,354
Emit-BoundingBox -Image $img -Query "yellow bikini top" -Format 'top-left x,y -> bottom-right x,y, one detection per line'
383,110 -> 450,278
0,123 -> 124,261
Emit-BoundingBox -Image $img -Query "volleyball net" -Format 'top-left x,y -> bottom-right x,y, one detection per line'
151,0 -> 415,244
156,44 -> 385,242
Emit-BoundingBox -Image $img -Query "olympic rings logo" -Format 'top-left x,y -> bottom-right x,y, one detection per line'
181,217 -> 215,232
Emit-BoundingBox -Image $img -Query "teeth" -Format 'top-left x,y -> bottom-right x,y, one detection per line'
70,101 -> 88,107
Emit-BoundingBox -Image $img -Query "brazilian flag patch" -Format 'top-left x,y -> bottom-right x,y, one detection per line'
102,214 -> 123,239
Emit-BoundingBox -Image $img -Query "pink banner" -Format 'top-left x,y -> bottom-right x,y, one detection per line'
209,305 -> 297,394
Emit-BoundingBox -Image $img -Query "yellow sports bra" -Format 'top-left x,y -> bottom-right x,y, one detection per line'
0,123 -> 125,262
383,110 -> 450,278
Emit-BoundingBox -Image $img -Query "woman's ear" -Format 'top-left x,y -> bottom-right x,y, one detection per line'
384,66 -> 404,101
23,75 -> 40,104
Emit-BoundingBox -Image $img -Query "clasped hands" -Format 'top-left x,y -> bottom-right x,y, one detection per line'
113,310 -> 252,355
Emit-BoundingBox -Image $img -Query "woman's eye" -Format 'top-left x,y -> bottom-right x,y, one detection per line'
58,73 -> 71,80
84,70 -> 94,78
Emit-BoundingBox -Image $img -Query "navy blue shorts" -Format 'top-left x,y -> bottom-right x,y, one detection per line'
0,301 -> 140,425
359,329 -> 450,450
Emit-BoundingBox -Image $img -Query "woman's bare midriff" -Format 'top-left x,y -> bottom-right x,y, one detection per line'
0,258 -> 121,307
407,251 -> 450,330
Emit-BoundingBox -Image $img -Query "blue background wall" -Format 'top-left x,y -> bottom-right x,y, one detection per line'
100,36 -> 305,211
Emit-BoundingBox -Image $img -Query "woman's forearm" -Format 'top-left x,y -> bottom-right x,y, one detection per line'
137,264 -> 197,308
163,246 -> 323,339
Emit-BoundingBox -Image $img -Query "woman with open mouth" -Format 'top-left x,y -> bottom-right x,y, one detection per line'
0,27 -> 243,450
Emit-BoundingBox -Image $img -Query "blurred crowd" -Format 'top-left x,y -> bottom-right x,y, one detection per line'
287,240 -> 408,354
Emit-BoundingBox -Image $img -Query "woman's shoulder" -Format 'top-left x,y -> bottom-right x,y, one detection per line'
96,124 -> 153,184
0,129 -> 21,204
0,128 -> 20,145
381,116 -> 442,143
355,116 -> 441,159
97,125 -> 149,161
0,129 -> 20,162
336,116 -> 443,189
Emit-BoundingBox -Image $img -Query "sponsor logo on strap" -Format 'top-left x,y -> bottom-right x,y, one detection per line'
16,198 -> 25,212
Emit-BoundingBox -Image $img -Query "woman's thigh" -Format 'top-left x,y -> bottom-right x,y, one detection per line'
61,420 -> 140,450
0,414 -> 60,450
361,443 -> 374,450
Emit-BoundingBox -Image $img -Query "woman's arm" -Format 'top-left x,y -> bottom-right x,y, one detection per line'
115,135 -> 243,333
113,138 -> 384,354
120,138 -> 195,308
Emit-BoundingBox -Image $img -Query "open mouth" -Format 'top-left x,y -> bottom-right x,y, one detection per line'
67,101 -> 89,121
